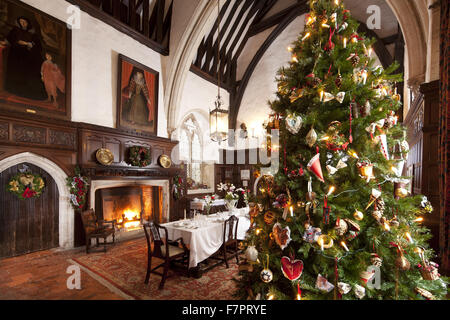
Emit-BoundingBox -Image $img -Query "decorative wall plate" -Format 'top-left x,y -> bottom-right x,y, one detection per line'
158,155 -> 172,168
96,148 -> 114,166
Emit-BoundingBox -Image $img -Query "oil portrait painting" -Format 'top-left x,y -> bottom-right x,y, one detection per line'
117,55 -> 158,136
0,0 -> 70,119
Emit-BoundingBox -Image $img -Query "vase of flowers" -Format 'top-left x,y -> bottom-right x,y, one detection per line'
218,183 -> 241,213
204,194 -> 216,215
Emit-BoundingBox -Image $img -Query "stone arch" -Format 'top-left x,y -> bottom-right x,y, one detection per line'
385,0 -> 428,90
0,152 -> 74,249
164,0 -> 218,137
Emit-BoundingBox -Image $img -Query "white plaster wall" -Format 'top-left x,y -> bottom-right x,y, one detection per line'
237,15 -> 306,132
19,0 -> 168,138
176,71 -> 229,150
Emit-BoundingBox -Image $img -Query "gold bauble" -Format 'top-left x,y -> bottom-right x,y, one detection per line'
353,210 -> 364,221
395,187 -> 408,198
395,254 -> 411,271
317,235 -> 334,249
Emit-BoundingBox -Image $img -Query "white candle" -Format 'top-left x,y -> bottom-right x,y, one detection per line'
184,209 -> 186,220
343,38 -> 347,48
290,206 -> 294,217
341,242 -> 349,252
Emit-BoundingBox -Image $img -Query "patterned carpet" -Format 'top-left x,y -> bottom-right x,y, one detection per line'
70,238 -> 239,300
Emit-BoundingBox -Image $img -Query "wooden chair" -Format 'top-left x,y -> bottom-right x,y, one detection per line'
143,222 -> 189,290
211,215 -> 240,269
80,209 -> 116,254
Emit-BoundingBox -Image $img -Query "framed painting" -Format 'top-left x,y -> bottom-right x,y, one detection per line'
0,0 -> 71,120
117,54 -> 158,136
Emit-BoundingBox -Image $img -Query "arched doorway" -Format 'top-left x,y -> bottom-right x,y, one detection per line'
0,152 -> 75,253
0,163 -> 59,258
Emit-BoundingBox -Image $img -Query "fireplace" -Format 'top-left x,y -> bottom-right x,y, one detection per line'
89,180 -> 170,240
95,186 -> 163,232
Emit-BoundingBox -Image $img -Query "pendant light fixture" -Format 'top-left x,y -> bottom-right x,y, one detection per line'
209,0 -> 229,142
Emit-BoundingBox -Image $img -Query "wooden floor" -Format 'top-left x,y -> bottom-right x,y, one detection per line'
0,246 -> 123,300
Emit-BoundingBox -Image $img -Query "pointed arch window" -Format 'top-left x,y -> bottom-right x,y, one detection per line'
179,116 -> 206,190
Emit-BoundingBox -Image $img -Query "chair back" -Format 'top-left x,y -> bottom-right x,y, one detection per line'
143,221 -> 169,258
81,209 -> 98,235
223,215 -> 239,244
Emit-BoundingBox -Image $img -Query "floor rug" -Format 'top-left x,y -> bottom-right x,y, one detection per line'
70,238 -> 239,300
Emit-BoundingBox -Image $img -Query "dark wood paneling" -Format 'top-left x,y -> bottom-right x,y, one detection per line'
0,163 -> 59,258
406,81 -> 441,257
0,113 -> 186,249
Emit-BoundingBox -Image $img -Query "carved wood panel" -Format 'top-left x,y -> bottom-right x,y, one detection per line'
13,125 -> 46,144
0,122 -> 8,141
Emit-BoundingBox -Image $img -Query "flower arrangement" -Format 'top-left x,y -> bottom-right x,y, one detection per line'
241,188 -> 253,206
7,172 -> 45,200
217,183 -> 240,201
129,146 -> 151,167
204,194 -> 216,215
67,167 -> 89,210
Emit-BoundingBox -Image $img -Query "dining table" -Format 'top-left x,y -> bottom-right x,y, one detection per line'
161,207 -> 251,269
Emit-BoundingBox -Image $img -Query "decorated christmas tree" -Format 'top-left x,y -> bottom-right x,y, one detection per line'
236,0 -> 448,300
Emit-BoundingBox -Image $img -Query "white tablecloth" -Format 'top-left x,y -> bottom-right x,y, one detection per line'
161,208 -> 250,268
190,199 -> 226,211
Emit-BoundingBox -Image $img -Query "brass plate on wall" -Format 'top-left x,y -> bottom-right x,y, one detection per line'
158,155 -> 172,168
96,148 -> 114,166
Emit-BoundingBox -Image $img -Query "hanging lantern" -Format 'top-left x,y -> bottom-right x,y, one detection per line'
210,96 -> 229,142
209,0 -> 229,143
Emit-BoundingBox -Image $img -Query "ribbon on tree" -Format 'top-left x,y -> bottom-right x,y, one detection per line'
284,147 -> 288,174
323,196 -> 330,225
349,101 -> 354,144
325,27 -> 336,51
350,33 -> 364,42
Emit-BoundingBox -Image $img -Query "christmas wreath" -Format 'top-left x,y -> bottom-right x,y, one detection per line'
129,146 -> 151,167
66,167 -> 89,210
8,172 -> 45,200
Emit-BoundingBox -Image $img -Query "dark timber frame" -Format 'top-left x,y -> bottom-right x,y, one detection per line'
67,0 -> 173,55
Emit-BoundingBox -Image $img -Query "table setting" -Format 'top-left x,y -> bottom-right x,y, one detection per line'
161,207 -> 251,268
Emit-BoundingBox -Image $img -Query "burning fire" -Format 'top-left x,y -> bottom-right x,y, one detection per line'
119,209 -> 141,230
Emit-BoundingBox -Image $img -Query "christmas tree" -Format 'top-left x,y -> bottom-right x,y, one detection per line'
236,0 -> 448,300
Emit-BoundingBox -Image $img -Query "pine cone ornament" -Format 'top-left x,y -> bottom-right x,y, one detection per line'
347,53 -> 360,67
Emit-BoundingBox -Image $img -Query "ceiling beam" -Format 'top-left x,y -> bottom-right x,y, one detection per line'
358,22 -> 393,69
230,2 -> 309,129
247,2 -> 303,37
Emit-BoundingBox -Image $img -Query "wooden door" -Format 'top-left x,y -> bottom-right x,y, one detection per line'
0,163 -> 59,258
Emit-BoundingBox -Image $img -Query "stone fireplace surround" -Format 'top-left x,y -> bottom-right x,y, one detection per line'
89,179 -> 171,225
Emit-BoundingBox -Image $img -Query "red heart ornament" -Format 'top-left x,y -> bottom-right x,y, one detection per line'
281,256 -> 304,281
